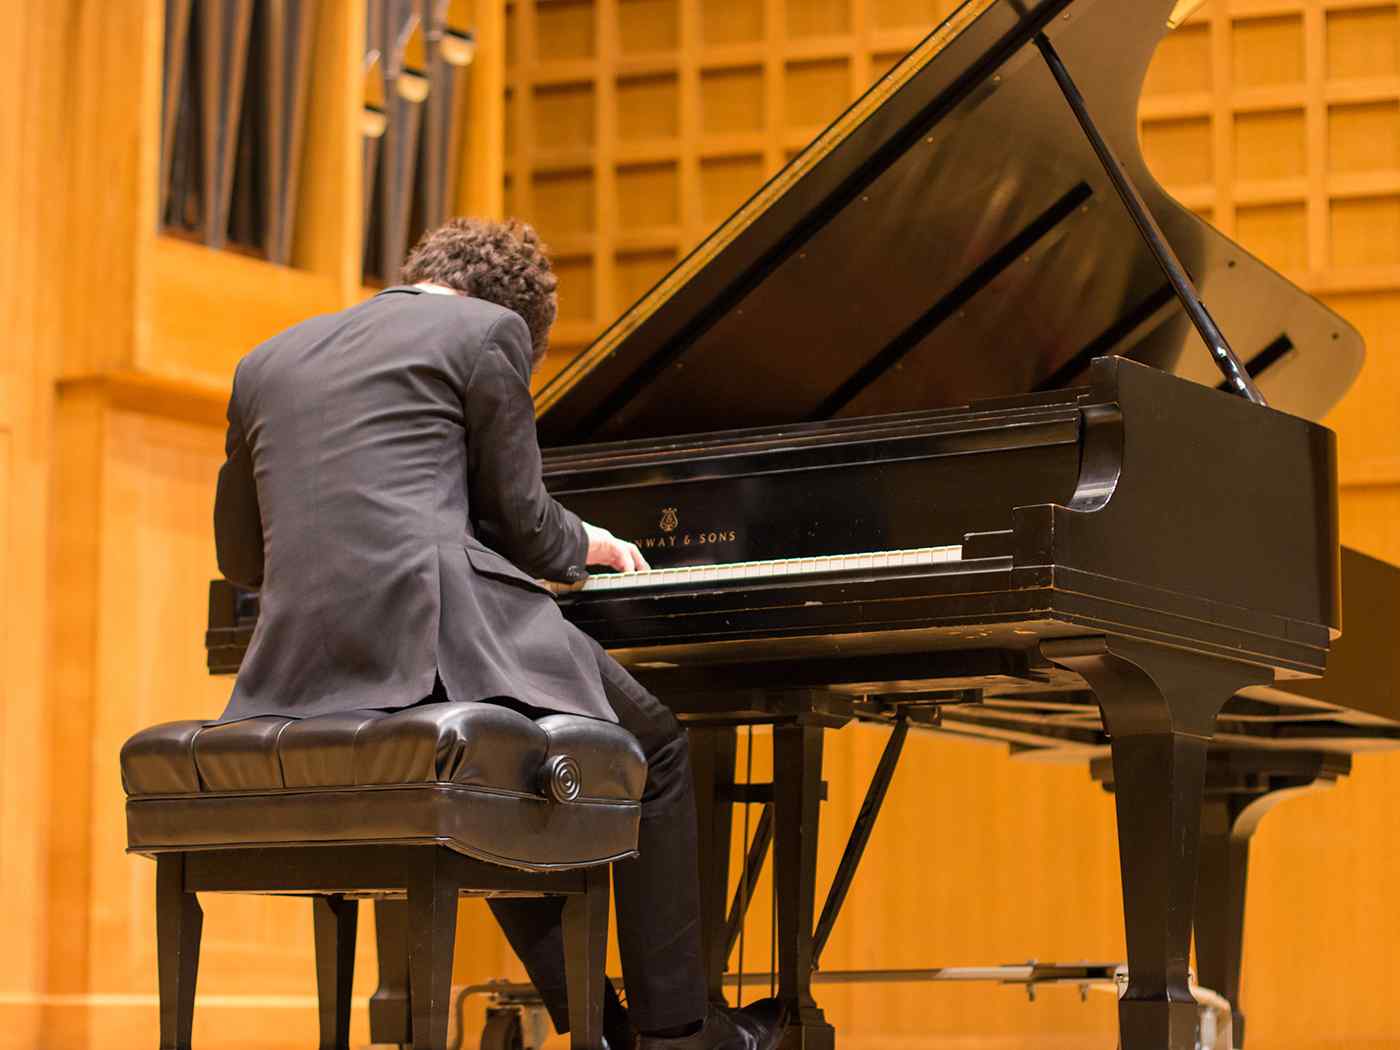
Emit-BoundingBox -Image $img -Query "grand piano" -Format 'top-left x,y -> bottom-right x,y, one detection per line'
206,0 -> 1400,1047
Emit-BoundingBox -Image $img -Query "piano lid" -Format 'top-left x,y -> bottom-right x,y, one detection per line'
534,0 -> 1364,447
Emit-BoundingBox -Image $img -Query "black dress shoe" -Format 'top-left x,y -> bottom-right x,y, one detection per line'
725,998 -> 787,1050
638,999 -> 788,1050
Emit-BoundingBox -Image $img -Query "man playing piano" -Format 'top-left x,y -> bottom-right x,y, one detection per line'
212,217 -> 785,1050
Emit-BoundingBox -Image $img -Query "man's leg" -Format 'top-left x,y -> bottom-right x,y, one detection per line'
489,628 -> 707,1036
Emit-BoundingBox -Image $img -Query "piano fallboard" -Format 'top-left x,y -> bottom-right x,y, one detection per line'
544,397 -> 1083,572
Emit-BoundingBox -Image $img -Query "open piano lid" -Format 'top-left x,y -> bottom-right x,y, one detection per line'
534,0 -> 1363,447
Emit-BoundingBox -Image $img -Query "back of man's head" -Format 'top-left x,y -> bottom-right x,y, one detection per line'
402,218 -> 558,365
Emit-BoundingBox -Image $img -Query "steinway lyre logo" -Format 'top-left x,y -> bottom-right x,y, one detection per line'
659,507 -> 679,533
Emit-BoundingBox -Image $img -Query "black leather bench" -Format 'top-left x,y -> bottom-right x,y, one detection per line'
121,702 -> 645,1050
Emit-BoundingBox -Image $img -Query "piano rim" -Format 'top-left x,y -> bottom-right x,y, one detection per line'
560,559 -> 1331,678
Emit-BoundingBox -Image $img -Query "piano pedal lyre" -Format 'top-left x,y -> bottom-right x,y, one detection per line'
718,713 -> 912,1006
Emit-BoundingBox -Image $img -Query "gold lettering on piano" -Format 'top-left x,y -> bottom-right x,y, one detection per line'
642,529 -> 738,549
646,507 -> 736,548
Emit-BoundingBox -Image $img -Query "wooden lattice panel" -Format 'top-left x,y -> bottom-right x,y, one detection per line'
1139,0 -> 1400,297
510,0 -> 1400,386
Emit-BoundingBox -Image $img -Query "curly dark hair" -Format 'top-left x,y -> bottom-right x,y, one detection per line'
402,218 -> 558,364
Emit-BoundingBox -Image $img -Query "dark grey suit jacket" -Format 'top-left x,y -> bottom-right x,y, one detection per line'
213,286 -> 612,723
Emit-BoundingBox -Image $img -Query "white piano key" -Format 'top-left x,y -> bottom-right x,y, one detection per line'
576,544 -> 963,593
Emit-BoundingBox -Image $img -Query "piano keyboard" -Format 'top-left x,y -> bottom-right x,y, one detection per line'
579,545 -> 963,593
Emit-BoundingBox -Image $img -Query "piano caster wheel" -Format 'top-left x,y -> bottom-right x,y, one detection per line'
481,1005 -> 526,1050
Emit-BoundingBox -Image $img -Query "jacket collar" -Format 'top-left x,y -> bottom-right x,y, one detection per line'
372,286 -> 534,383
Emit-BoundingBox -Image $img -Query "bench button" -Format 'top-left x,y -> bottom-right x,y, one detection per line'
540,755 -> 582,803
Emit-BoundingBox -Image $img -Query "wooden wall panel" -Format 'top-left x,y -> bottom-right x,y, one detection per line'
142,239 -> 344,390
42,388 -> 108,1050
58,2 -> 152,381
1323,293 -> 1400,487
1240,750 -> 1400,1050
0,428 -> 29,1049
0,3 -> 69,1047
773,728 -> 1125,1046
464,0 -> 512,219
1138,0 -> 1400,295
88,405 -> 271,985
1340,483 -> 1400,556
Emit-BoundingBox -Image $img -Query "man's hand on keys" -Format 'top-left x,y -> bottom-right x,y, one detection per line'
583,521 -> 651,574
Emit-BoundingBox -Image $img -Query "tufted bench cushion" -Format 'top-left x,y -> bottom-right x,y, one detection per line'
122,702 -> 645,870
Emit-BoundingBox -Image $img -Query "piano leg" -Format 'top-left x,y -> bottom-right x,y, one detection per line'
772,722 -> 834,1050
1196,792 -> 1253,1049
1192,750 -> 1348,1048
370,898 -> 413,1047
690,726 -> 738,1005
1043,638 -> 1269,1050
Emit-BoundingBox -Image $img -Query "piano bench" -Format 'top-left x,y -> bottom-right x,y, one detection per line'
120,701 -> 645,1050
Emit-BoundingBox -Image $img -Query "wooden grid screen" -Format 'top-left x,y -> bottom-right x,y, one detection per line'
1140,0 -> 1400,297
508,0 -> 1400,386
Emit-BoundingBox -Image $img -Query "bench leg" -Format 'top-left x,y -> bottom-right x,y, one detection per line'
563,866 -> 610,1050
313,896 -> 359,1050
156,854 -> 203,1050
407,850 -> 460,1050
370,900 -> 413,1046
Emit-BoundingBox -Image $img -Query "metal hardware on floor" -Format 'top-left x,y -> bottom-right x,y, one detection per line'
453,964 -> 1235,1050
726,961 -> 1124,993
721,717 -> 912,986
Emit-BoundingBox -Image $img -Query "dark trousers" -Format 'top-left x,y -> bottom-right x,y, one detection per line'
488,628 -> 708,1034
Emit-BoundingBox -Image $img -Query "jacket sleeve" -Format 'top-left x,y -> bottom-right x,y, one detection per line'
213,367 -> 265,589
465,315 -> 589,582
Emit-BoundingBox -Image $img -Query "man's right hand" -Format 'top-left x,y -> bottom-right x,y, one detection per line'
583,521 -> 651,574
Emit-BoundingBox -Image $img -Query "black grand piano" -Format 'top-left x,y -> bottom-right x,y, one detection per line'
207,0 -> 1400,1047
